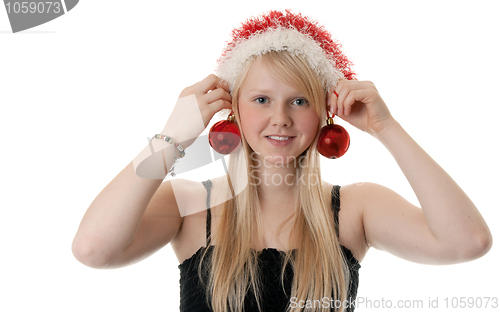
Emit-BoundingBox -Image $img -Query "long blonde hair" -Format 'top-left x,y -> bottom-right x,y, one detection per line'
199,50 -> 349,312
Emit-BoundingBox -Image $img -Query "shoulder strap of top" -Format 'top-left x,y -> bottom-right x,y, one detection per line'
331,185 -> 341,238
202,180 -> 213,247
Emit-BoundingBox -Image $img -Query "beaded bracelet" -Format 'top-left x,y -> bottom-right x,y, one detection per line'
150,134 -> 186,177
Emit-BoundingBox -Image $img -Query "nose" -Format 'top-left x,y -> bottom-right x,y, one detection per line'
270,101 -> 292,127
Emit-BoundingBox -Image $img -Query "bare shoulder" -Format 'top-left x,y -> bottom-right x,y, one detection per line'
170,175 -> 229,264
337,182 -> 413,262
168,175 -> 231,217
168,178 -> 209,218
333,182 -> 372,263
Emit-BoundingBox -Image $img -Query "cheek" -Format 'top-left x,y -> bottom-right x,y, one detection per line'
298,111 -> 320,138
238,102 -> 261,137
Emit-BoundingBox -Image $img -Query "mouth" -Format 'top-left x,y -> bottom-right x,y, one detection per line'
266,135 -> 293,141
265,135 -> 296,146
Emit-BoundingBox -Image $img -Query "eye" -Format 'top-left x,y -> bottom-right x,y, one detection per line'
254,97 -> 268,104
292,98 -> 309,106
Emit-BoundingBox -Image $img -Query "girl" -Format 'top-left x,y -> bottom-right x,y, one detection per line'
72,10 -> 492,312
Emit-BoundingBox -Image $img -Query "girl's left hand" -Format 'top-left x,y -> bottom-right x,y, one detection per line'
327,79 -> 395,135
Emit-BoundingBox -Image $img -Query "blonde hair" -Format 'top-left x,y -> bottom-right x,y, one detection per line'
199,50 -> 349,312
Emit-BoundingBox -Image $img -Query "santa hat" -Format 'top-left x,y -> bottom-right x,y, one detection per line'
216,9 -> 356,94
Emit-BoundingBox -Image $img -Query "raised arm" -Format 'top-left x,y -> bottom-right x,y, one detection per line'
71,74 -> 232,269
329,79 -> 492,264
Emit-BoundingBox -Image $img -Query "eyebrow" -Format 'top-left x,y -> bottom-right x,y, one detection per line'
245,88 -> 275,94
244,88 -> 307,99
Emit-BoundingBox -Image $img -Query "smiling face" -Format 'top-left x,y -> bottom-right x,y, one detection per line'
237,55 -> 321,166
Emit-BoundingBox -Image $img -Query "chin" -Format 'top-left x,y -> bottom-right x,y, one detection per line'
261,153 -> 302,167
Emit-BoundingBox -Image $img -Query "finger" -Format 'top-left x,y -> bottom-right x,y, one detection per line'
203,87 -> 232,104
197,74 -> 223,93
208,99 -> 233,115
333,79 -> 348,115
335,79 -> 354,115
336,88 -> 348,116
343,90 -> 359,116
326,92 -> 335,115
328,83 -> 342,114
215,79 -> 230,93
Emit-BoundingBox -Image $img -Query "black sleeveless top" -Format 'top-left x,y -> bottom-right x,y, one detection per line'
178,181 -> 361,311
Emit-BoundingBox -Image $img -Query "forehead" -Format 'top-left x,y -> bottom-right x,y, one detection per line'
240,57 -> 300,94
246,56 -> 273,78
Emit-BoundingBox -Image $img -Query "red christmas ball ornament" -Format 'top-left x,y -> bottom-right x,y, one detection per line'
208,113 -> 241,154
317,115 -> 350,159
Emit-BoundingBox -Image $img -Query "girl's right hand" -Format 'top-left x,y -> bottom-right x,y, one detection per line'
160,74 -> 232,150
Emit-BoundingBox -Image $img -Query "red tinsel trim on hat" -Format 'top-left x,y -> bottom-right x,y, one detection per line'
219,9 -> 356,80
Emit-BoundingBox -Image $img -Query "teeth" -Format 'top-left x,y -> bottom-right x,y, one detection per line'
268,136 -> 290,141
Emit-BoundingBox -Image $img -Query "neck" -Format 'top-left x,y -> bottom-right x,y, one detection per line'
253,158 -> 298,209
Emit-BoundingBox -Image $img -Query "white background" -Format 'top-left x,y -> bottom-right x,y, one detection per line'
1,0 -> 499,311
